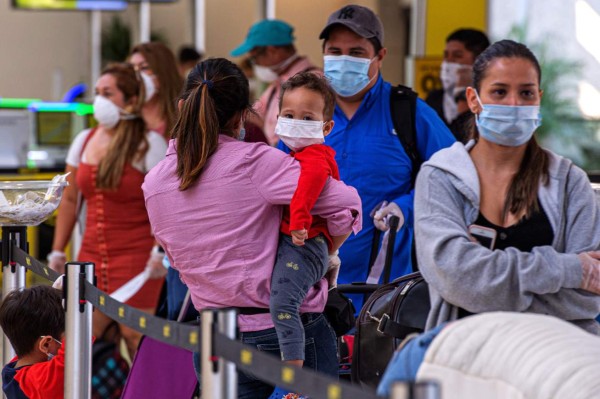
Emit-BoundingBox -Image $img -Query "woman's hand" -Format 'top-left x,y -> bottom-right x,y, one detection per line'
578,251 -> 600,294
146,247 -> 168,279
47,250 -> 67,274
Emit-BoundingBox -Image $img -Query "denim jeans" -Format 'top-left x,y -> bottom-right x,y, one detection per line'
193,313 -> 338,399
376,324 -> 446,397
270,234 -> 329,361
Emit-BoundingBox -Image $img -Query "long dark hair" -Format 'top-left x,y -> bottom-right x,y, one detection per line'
172,58 -> 251,191
131,42 -> 183,137
471,39 -> 548,219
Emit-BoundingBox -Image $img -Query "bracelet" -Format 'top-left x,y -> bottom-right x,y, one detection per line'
47,250 -> 66,262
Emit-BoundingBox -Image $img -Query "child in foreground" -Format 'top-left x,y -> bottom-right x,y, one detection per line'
0,285 -> 65,399
269,72 -> 356,399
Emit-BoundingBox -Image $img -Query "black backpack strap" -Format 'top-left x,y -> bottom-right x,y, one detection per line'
390,84 -> 421,272
389,84 -> 421,186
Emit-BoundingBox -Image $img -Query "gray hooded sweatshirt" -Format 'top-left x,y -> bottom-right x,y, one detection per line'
414,141 -> 600,334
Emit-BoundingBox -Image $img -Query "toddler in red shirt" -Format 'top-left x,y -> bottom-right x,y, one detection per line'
268,72 -> 357,399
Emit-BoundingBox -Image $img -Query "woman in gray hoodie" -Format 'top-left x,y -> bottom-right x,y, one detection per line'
414,40 -> 600,334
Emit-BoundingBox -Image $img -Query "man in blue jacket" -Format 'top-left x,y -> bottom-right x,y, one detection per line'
280,4 -> 455,310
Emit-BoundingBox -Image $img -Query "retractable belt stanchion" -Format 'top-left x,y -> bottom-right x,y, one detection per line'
64,262 -> 94,399
201,308 -> 238,399
391,381 -> 441,399
1,226 -> 28,366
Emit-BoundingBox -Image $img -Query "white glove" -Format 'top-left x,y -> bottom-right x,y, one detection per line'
52,274 -> 65,290
145,246 -> 168,279
326,251 -> 341,288
373,201 -> 404,232
47,250 -> 67,274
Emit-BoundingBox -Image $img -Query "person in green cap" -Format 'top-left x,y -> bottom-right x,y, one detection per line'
231,19 -> 321,146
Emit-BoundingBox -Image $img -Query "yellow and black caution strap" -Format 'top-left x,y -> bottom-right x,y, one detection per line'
83,281 -> 200,352
12,245 -> 200,352
214,332 -> 380,399
11,245 -> 61,282
12,244 -> 382,398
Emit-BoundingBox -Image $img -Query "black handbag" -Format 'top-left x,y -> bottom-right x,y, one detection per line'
324,287 -> 356,336
351,272 -> 430,388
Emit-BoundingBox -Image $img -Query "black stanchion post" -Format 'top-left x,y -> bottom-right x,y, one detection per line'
1,226 -> 27,366
64,262 -> 94,399
201,308 -> 238,399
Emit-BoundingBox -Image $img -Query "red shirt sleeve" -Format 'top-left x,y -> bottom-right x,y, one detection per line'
14,343 -> 65,399
289,145 -> 338,231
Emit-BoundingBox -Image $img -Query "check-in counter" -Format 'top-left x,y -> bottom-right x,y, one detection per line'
0,99 -> 94,285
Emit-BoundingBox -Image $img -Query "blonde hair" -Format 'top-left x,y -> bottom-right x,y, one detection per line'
96,63 -> 148,189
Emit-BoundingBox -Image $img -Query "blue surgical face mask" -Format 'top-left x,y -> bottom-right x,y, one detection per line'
324,55 -> 376,97
474,90 -> 542,147
238,117 -> 246,141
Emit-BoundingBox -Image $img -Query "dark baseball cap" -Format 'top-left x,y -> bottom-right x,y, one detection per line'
319,4 -> 384,46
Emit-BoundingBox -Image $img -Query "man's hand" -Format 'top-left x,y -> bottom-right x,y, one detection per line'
326,251 -> 341,288
291,229 -> 308,246
373,202 -> 404,232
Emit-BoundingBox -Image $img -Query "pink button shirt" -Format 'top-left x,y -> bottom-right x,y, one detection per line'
143,136 -> 362,331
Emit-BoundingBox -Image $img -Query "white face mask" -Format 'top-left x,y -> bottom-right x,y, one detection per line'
140,72 -> 156,102
439,61 -> 463,91
252,54 -> 299,83
440,61 -> 472,122
275,117 -> 324,152
253,64 -> 279,83
93,95 -> 136,129
93,95 -> 121,128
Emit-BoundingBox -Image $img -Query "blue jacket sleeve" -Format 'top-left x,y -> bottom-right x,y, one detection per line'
276,140 -> 292,154
393,99 -> 456,227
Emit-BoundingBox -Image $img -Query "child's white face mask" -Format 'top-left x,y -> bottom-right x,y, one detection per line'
275,117 -> 324,152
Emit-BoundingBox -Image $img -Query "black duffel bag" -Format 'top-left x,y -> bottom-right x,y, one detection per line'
324,287 -> 356,336
351,271 -> 430,388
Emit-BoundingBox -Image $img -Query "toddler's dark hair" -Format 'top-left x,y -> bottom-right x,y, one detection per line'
279,72 -> 336,120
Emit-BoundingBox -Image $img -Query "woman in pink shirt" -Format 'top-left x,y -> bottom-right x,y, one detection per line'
142,58 -> 362,398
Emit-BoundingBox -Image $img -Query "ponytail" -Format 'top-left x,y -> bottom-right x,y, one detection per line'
175,82 -> 220,190
172,58 -> 251,191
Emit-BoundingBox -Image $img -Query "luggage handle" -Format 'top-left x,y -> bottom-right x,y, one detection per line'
367,311 -> 423,339
382,215 -> 400,284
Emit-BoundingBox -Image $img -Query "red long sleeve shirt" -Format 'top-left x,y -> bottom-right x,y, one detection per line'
280,144 -> 340,249
2,343 -> 65,399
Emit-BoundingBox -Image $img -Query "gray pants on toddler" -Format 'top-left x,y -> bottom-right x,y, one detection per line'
270,234 -> 329,361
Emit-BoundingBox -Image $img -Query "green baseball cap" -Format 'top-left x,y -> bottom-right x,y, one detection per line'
230,19 -> 295,57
